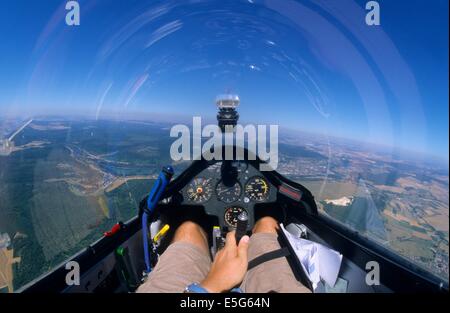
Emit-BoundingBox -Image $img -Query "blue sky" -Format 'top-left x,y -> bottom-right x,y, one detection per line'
0,0 -> 448,159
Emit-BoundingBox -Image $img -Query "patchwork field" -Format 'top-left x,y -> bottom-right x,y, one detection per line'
0,247 -> 21,293
0,118 -> 448,290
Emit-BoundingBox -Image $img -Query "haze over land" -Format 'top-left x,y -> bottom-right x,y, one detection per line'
0,116 -> 448,291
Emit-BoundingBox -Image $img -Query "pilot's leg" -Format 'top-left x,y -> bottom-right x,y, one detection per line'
240,217 -> 311,293
136,221 -> 211,293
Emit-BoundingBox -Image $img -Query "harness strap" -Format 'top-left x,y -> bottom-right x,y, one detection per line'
247,247 -> 290,271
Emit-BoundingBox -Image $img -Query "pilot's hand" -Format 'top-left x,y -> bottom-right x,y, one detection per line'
200,231 -> 249,293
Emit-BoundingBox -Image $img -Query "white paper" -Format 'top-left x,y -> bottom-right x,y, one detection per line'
280,224 -> 343,289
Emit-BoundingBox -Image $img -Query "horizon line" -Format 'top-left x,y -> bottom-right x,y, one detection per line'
1,110 -> 449,163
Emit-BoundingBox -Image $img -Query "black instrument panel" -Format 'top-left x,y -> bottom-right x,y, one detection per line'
179,161 -> 277,230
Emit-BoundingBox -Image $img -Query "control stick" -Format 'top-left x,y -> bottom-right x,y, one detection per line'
235,211 -> 248,244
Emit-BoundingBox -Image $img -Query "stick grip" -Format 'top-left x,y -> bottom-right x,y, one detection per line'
235,211 -> 248,244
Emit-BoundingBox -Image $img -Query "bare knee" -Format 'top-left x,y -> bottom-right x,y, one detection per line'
172,221 -> 209,253
253,216 -> 279,234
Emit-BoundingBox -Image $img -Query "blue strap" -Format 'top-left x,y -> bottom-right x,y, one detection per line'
142,166 -> 174,273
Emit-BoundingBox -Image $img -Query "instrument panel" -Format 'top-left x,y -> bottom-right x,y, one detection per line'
180,161 -> 276,230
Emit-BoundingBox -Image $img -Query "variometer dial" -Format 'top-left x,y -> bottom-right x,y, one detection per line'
245,176 -> 270,201
186,177 -> 212,203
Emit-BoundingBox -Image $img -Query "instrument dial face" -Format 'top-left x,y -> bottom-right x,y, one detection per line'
224,206 -> 247,228
186,177 -> 212,203
245,176 -> 270,201
216,180 -> 242,203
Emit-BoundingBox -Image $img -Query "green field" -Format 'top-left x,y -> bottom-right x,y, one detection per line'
0,118 -> 448,289
0,120 -> 171,289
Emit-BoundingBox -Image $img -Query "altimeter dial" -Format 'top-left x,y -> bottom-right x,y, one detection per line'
216,180 -> 242,203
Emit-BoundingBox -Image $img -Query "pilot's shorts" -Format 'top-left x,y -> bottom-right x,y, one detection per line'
137,232 -> 311,293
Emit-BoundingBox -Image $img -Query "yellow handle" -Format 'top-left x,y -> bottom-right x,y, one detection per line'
153,224 -> 170,243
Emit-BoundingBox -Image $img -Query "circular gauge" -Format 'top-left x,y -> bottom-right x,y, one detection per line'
224,206 -> 247,228
186,177 -> 212,203
216,180 -> 242,203
245,176 -> 270,201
